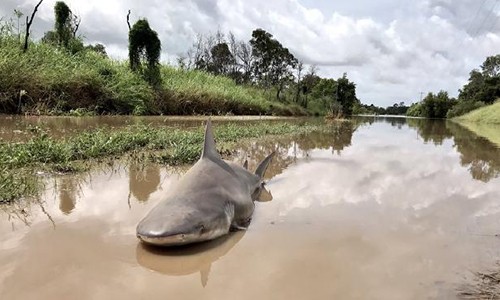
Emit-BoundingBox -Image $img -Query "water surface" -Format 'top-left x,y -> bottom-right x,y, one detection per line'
1,117 -> 500,300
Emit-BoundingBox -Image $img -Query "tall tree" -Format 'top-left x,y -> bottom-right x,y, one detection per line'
459,54 -> 500,104
128,19 -> 162,87
336,73 -> 357,116
250,28 -> 297,100
208,42 -> 235,75
54,1 -> 72,47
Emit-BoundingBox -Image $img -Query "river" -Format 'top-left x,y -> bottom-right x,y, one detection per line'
1,116 -> 499,299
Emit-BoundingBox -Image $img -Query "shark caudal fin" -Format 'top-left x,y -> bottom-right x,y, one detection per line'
201,118 -> 221,160
255,152 -> 275,179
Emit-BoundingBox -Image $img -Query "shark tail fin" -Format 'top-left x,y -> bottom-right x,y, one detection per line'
255,152 -> 275,179
201,118 -> 221,160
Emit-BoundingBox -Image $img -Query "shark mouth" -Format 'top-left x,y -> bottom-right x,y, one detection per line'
137,232 -> 198,246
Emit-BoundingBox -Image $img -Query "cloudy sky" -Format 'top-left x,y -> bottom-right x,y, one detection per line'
1,0 -> 500,107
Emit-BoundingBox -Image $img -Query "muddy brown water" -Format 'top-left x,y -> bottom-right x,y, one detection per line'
1,116 -> 500,300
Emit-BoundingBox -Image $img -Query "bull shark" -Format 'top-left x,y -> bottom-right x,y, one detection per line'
136,119 -> 274,246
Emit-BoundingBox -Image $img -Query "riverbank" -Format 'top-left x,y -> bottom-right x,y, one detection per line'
454,101 -> 500,124
0,121 -> 325,203
453,101 -> 500,147
0,38 -> 307,116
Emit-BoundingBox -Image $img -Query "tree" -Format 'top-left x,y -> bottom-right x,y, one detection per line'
295,61 -> 304,105
409,91 -> 456,118
208,42 -> 235,75
86,43 -> 107,57
42,2 -> 80,51
235,40 -> 254,83
250,28 -> 297,100
301,65 -> 320,108
459,54 -> 500,104
336,73 -> 357,116
23,0 -> 44,52
128,19 -> 162,87
54,1 -> 72,47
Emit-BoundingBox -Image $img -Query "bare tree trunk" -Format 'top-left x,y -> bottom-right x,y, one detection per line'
23,0 -> 44,52
295,61 -> 303,104
72,16 -> 81,37
126,10 -> 131,31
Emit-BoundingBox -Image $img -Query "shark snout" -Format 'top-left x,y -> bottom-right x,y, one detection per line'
136,221 -> 205,246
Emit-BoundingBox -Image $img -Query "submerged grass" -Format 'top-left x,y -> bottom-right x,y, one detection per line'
0,121 -> 324,203
0,168 -> 39,203
458,263 -> 500,299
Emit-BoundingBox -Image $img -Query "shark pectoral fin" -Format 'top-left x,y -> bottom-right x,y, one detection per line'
200,263 -> 211,287
243,159 -> 248,170
256,185 -> 273,202
255,152 -> 275,179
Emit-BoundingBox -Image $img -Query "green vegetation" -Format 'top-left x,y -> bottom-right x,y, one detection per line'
0,2 -> 309,116
128,19 -> 161,87
0,121 -> 324,203
453,101 -> 500,147
454,100 -> 500,124
0,168 -> 39,203
406,91 -> 455,118
180,28 -> 360,117
405,54 -> 500,119
1,1 -> 363,117
0,35 -> 308,116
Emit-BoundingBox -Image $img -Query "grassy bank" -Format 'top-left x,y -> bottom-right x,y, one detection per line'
453,101 -> 500,147
0,37 -> 306,116
454,101 -> 500,124
0,121 -> 324,203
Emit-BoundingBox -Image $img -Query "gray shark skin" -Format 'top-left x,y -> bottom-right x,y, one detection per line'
136,119 -> 274,246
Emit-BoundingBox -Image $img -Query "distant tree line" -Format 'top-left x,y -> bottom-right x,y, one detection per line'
352,101 -> 409,115
407,54 -> 500,119
180,28 -> 359,116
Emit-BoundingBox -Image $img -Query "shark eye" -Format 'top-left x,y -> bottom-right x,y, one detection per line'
198,224 -> 206,233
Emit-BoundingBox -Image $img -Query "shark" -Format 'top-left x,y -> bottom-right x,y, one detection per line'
136,119 -> 274,246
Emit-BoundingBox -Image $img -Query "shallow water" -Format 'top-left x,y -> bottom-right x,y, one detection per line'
1,117 -> 500,300
0,115 -> 291,141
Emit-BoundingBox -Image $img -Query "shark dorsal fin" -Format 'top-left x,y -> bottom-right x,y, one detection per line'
201,118 -> 221,160
200,119 -> 238,176
255,152 -> 275,179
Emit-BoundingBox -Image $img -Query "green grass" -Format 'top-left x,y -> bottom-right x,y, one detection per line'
160,66 -> 306,116
0,36 -> 307,116
453,101 -> 500,147
0,121 -> 324,203
454,100 -> 500,124
0,168 -> 39,203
